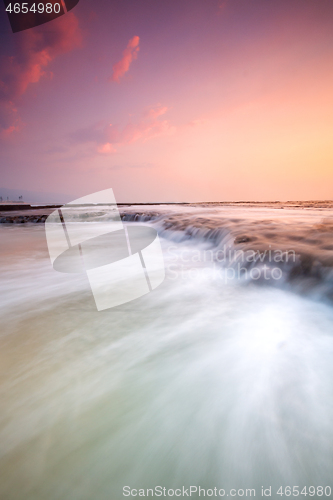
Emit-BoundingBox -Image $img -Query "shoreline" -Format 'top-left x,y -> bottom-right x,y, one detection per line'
1,200 -> 333,224
1,203 -> 333,302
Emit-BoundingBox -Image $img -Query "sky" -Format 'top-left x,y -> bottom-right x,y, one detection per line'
0,0 -> 333,202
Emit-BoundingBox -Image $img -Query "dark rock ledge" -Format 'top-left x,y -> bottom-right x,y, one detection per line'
0,215 -> 48,224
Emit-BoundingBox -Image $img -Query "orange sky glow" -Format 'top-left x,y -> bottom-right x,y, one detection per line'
0,0 -> 332,202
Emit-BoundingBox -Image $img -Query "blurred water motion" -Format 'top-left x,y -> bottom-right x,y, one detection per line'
1,208 -> 333,499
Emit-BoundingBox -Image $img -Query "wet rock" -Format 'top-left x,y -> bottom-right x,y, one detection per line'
234,235 -> 252,244
289,254 -> 314,279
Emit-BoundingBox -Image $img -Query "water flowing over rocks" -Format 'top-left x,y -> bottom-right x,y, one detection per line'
1,201 -> 333,302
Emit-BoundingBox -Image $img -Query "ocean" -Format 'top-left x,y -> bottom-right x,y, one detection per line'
0,204 -> 333,499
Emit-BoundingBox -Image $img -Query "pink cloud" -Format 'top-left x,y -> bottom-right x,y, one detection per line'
110,36 -> 140,83
97,142 -> 117,154
101,105 -> 174,153
218,0 -> 228,14
0,13 -> 82,136
71,105 -> 175,155
0,101 -> 22,138
145,106 -> 169,119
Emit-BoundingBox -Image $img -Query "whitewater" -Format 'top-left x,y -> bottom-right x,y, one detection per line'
0,204 -> 333,499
